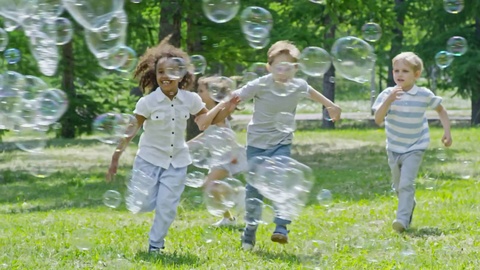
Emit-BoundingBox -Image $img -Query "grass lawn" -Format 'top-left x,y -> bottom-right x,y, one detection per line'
0,127 -> 479,269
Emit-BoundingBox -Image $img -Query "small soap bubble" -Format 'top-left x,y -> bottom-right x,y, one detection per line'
103,190 -> 122,208
4,48 -> 21,64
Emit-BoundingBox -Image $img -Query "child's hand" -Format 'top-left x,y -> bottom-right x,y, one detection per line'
106,158 -> 119,182
386,86 -> 404,103
326,105 -> 342,122
224,95 -> 241,113
442,132 -> 452,147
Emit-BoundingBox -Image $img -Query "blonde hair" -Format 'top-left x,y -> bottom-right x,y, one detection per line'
133,34 -> 195,95
392,52 -> 424,73
267,40 -> 301,65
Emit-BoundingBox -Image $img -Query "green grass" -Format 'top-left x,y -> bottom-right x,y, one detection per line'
1,128 -> 480,269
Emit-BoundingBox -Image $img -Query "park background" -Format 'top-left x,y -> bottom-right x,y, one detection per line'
1,0 -> 480,269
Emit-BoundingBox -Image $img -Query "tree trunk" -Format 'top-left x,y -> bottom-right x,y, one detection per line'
186,2 -> 203,140
322,18 -> 336,129
387,0 -> 407,87
159,0 -> 182,46
471,93 -> 480,125
60,41 -> 76,138
472,16 -> 480,125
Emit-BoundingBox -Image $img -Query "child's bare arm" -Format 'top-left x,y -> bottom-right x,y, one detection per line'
106,114 -> 146,182
435,104 -> 452,147
307,86 -> 342,121
374,86 -> 403,125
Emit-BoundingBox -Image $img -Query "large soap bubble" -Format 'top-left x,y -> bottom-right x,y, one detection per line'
202,0 -> 240,24
331,36 -> 376,84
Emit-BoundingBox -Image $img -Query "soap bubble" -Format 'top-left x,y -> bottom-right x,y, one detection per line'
361,22 -> 382,42
202,0 -> 240,23
446,36 -> 467,56
443,0 -> 464,14
299,46 -> 331,77
331,36 -> 376,84
435,51 -> 454,69
4,48 -> 21,64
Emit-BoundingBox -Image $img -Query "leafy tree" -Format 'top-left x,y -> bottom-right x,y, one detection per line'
413,0 -> 480,124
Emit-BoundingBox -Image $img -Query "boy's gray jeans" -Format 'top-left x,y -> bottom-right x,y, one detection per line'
387,150 -> 425,227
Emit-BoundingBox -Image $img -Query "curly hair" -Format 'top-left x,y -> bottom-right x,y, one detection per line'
133,34 -> 195,95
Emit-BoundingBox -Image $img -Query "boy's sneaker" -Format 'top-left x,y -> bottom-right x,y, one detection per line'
213,217 -> 237,227
148,244 -> 164,253
241,226 -> 257,250
392,220 -> 406,233
271,225 -> 289,244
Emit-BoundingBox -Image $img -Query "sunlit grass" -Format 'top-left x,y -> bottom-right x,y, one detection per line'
1,128 -> 479,269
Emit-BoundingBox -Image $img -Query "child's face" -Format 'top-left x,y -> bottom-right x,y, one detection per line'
393,60 -> 421,91
269,52 -> 298,82
197,82 -> 214,103
156,57 -> 180,92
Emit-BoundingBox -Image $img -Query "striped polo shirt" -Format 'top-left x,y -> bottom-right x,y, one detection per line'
372,85 -> 442,153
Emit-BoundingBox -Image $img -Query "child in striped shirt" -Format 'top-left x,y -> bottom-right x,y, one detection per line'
372,52 -> 452,233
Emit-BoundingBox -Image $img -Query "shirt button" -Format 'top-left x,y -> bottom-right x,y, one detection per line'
172,118 -> 174,121
171,104 -> 174,107
171,144 -> 173,147
172,132 -> 174,134
169,156 -> 172,158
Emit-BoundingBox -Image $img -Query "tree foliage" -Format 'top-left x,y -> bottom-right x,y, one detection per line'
2,0 -> 479,142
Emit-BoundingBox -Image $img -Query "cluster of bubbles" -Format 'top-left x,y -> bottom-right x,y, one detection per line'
240,6 -> 273,50
434,2 -> 467,70
203,177 -> 246,218
0,71 -> 68,174
189,126 -> 245,172
201,1 -> 273,50
246,155 -> 314,221
199,1 -> 380,85
0,0 -> 138,75
435,36 -> 467,70
187,126 -> 247,216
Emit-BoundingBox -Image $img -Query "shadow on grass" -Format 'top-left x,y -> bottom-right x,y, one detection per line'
134,250 -> 202,267
291,143 -> 468,205
0,169 -> 128,213
406,227 -> 445,238
0,136 -> 472,214
253,248 -> 300,264
0,138 -> 102,153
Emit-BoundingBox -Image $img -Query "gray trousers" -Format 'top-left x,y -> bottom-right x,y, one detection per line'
130,156 -> 187,248
387,150 -> 424,227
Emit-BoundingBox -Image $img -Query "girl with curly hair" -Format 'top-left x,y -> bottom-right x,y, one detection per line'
106,35 -> 239,253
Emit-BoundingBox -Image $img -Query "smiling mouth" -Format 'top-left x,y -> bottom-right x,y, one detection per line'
161,80 -> 172,85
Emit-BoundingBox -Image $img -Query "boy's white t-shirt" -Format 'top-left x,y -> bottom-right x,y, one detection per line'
134,88 -> 205,169
372,85 -> 442,153
232,74 -> 309,149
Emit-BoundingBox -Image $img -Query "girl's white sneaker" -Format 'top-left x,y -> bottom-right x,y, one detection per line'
212,217 -> 237,227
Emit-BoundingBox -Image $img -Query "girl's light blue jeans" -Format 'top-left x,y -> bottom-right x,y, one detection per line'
130,156 -> 187,248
